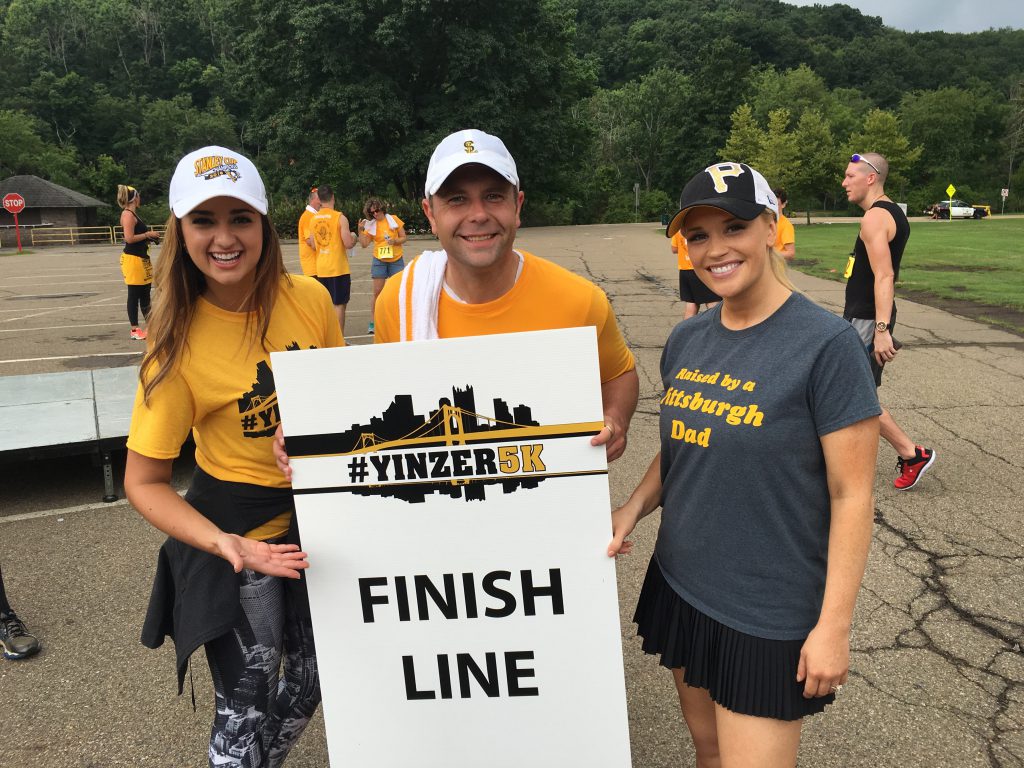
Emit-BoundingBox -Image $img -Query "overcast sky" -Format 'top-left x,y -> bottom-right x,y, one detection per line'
782,1 -> 1024,34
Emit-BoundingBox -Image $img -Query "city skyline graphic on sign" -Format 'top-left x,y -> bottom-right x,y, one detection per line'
287,384 -> 603,503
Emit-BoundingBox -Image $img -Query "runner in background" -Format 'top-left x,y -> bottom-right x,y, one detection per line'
774,188 -> 796,261
670,230 -> 695,319
297,187 -> 321,277
841,151 -> 936,490
670,223 -> 720,320
117,184 -> 160,340
358,197 -> 406,335
309,185 -> 355,334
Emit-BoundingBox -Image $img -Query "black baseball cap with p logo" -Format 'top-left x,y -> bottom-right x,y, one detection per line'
667,162 -> 779,237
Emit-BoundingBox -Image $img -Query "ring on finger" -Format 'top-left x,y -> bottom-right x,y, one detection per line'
830,683 -> 844,694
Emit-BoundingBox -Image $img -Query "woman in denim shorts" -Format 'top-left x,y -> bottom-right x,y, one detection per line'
358,197 -> 407,334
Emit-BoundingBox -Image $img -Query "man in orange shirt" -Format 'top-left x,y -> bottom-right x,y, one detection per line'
376,129 -> 638,461
670,229 -> 719,320
276,131 -> 638,476
308,184 -> 355,334
297,186 -> 321,277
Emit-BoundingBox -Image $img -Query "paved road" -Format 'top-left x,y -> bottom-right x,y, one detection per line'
1,225 -> 1022,766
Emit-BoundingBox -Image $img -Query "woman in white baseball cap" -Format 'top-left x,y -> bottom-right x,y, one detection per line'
609,162 -> 880,765
124,145 -> 342,766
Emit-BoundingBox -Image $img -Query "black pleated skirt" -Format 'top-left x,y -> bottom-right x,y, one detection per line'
634,556 -> 834,721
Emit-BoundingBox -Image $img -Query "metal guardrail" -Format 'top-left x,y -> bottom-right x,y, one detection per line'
25,225 -> 167,247
31,226 -> 114,246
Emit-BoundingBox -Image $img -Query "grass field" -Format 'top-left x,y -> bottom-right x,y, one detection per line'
791,217 -> 1024,333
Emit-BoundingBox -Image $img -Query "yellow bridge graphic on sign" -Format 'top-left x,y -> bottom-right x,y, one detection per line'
313,404 -> 604,459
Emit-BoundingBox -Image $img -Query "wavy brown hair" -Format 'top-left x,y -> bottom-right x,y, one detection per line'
363,196 -> 386,218
139,211 -> 289,402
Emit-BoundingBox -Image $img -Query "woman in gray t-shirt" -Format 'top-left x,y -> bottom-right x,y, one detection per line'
608,162 -> 880,766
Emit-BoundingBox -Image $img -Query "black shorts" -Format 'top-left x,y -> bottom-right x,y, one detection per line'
317,274 -> 351,305
679,269 -> 720,305
634,556 -> 834,721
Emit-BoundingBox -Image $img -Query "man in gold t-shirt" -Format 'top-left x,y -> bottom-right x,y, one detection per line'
375,129 -> 639,461
308,184 -> 356,334
669,229 -> 719,320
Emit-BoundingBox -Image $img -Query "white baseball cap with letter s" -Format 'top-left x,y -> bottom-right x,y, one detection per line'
425,129 -> 519,197
169,145 -> 268,217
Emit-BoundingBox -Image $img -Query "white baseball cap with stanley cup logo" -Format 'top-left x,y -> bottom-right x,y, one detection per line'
425,129 -> 519,197
169,145 -> 268,217
666,162 -> 779,238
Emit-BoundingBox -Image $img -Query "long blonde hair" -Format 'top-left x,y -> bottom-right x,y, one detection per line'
139,212 -> 289,402
116,185 -> 138,209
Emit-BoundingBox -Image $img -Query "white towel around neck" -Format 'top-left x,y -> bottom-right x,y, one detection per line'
363,213 -> 399,237
396,250 -> 525,341
397,250 -> 448,341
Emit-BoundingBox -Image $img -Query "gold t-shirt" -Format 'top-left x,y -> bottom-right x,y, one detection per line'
127,275 -> 344,539
375,250 -> 635,384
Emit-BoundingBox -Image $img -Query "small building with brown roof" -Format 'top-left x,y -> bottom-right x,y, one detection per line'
0,175 -> 109,247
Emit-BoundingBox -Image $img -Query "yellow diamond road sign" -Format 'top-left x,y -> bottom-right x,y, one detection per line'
946,184 -> 956,197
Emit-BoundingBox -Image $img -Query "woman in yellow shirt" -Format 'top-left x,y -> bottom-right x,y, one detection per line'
358,197 -> 407,334
124,146 -> 342,766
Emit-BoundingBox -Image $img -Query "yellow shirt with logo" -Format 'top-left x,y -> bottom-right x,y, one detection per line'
671,231 -> 692,271
312,208 -> 350,277
375,250 -> 635,384
297,206 -> 318,276
370,214 -> 404,262
775,213 -> 795,252
127,275 -> 344,538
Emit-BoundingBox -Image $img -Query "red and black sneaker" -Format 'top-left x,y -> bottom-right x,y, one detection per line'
894,446 -> 936,490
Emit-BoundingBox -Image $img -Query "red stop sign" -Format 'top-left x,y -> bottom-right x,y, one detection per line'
2,193 -> 26,215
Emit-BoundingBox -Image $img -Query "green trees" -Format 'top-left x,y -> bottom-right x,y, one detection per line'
232,0 -> 593,216
846,109 -> 922,198
1,0 -> 1022,224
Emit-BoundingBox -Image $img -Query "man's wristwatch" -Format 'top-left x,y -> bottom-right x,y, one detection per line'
875,321 -> 890,333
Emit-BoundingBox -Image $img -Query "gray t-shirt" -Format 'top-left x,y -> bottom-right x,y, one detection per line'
656,292 -> 880,640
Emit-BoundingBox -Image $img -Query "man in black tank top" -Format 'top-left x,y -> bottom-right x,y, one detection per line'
842,152 -> 936,491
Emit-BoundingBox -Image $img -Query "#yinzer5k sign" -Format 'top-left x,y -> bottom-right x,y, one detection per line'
271,328 -> 631,768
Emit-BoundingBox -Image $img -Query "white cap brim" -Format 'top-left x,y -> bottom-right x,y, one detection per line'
171,190 -> 268,218
426,152 -> 518,196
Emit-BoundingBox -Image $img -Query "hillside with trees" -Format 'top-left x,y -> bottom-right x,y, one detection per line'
1,0 -> 1021,230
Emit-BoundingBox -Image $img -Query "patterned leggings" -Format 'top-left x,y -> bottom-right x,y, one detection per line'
204,569 -> 321,768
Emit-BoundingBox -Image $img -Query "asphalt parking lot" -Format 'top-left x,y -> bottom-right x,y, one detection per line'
1,224 -> 1022,766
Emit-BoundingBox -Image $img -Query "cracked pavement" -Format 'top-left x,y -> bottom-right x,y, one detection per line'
515,222 -> 1024,767
1,224 -> 1021,766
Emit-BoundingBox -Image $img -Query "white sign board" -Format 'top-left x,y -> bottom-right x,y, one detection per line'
1002,188 -> 1010,199
272,328 -> 631,768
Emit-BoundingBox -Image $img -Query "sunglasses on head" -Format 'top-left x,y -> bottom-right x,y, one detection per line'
850,154 -> 881,175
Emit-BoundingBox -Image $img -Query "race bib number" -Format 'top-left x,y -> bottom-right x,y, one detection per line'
843,255 -> 855,279
375,245 -> 394,261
